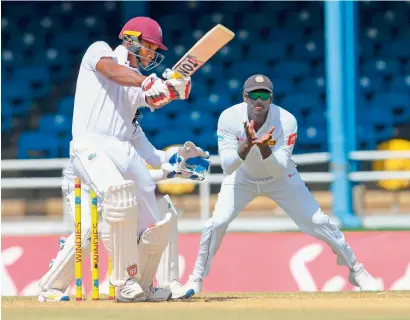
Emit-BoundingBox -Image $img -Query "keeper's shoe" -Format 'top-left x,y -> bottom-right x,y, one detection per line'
38,289 -> 70,302
349,262 -> 381,291
146,286 -> 172,302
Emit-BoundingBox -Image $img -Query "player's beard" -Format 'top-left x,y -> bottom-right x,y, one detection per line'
247,100 -> 269,120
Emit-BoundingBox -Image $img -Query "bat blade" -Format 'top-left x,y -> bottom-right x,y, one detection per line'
172,24 -> 235,78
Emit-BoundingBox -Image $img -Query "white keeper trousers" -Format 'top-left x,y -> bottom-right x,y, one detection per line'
191,170 -> 357,280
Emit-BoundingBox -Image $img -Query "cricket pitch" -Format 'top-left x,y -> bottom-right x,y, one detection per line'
3,291 -> 410,320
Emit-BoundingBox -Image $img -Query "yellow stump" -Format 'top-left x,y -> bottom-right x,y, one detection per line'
108,258 -> 115,300
74,178 -> 83,301
90,189 -> 99,300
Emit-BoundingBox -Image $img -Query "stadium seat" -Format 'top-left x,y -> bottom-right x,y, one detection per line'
366,106 -> 395,141
17,132 -> 60,159
362,59 -> 401,76
58,96 -> 75,115
197,129 -> 218,153
197,13 -> 234,31
248,43 -> 286,61
38,114 -> 72,134
282,94 -> 322,117
271,79 -> 295,97
390,76 -> 410,93
380,40 -> 410,59
139,110 -> 169,134
2,81 -> 31,116
292,39 -> 324,60
243,13 -> 277,30
175,110 -> 216,130
273,61 -> 310,80
14,66 -> 50,98
371,93 -> 410,125
297,124 -> 327,152
356,121 -> 377,150
359,76 -> 384,94
1,101 -> 13,132
153,129 -> 197,150
193,94 -> 231,113
59,134 -> 72,157
297,77 -> 326,95
267,29 -> 303,46
32,48 -> 70,81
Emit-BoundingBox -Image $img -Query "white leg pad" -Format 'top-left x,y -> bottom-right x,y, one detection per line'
38,229 -> 91,293
102,181 -> 139,287
137,210 -> 176,292
156,195 -> 180,287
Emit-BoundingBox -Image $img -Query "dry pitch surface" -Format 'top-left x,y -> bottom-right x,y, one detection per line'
3,291 -> 410,320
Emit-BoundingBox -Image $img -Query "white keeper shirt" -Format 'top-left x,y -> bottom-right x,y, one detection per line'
217,102 -> 298,180
72,41 -> 149,141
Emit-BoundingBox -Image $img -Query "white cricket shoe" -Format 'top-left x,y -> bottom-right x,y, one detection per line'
38,289 -> 70,302
116,278 -> 146,303
170,276 -> 202,299
349,262 -> 381,291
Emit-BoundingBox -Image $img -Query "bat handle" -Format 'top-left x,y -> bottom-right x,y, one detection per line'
172,71 -> 184,79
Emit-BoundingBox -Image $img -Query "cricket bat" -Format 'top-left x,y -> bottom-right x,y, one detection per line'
171,24 -> 235,78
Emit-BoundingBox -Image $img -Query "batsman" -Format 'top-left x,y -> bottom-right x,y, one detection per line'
37,16 -> 210,302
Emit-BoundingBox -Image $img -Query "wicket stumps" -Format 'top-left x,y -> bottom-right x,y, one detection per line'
74,178 -> 115,301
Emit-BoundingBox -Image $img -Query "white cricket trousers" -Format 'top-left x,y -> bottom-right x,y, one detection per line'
70,134 -> 161,235
191,170 -> 357,280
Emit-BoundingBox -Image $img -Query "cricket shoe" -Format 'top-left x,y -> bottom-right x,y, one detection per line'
116,278 -> 146,303
169,280 -> 196,300
349,262 -> 381,291
145,286 -> 172,302
38,289 -> 70,302
170,276 -> 202,299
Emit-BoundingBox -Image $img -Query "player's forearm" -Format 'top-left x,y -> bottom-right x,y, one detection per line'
220,148 -> 244,175
142,149 -> 166,168
258,145 -> 272,160
96,59 -> 146,87
237,142 -> 253,160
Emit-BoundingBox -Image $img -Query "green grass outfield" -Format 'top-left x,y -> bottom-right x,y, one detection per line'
3,291 -> 410,320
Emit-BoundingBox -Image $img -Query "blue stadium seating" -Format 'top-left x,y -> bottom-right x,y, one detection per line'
153,129 -> 197,150
17,132 -> 60,159
2,101 -> 13,132
174,110 -> 216,130
139,110 -> 169,135
14,66 -> 50,98
197,129 -> 218,151
58,96 -> 75,116
2,1 -> 408,159
2,81 -> 31,116
38,114 -> 72,134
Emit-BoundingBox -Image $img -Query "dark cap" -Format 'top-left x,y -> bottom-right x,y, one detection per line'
243,74 -> 273,93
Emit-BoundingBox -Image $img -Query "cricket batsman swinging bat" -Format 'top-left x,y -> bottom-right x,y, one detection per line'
171,24 -> 235,79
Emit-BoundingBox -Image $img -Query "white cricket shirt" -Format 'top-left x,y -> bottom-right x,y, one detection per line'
72,41 -> 148,141
217,102 -> 298,180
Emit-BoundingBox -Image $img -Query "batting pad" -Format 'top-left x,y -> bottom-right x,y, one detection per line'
137,210 -> 176,292
102,181 -> 139,287
156,195 -> 179,287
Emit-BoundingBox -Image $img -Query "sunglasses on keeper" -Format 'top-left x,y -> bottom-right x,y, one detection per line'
245,91 -> 272,101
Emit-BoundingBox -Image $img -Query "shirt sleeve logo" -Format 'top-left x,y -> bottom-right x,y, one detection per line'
288,133 -> 297,146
